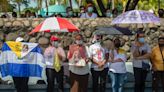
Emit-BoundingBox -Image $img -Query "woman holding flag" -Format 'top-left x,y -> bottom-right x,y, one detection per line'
44,35 -> 66,92
12,37 -> 29,92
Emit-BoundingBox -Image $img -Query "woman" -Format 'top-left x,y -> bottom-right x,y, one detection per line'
44,36 -> 66,92
108,38 -> 127,92
67,34 -> 89,92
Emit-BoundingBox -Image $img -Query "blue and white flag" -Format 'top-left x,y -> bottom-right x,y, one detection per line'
0,41 -> 44,77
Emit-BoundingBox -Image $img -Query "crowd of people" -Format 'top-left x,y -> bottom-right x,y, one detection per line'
0,30 -> 164,92
1,3 -> 164,18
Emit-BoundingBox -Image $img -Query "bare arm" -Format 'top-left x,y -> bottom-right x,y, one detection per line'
132,46 -> 140,58
136,53 -> 151,60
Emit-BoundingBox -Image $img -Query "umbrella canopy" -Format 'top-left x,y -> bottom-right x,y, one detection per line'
38,5 -> 66,17
29,17 -> 79,34
111,10 -> 160,24
95,26 -> 133,35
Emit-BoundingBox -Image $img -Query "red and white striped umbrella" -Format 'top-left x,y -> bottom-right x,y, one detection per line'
29,17 -> 79,34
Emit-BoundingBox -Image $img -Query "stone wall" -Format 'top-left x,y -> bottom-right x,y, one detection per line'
0,18 -> 164,56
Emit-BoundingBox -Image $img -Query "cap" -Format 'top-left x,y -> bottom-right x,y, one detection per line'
50,36 -> 59,41
16,37 -> 24,42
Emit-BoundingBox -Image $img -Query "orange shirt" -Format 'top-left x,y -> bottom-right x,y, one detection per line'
151,46 -> 164,71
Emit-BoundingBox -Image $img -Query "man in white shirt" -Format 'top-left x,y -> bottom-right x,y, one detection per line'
80,4 -> 98,18
89,34 -> 108,92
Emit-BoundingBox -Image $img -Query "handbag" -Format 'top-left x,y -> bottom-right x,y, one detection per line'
142,62 -> 150,71
140,50 -> 150,71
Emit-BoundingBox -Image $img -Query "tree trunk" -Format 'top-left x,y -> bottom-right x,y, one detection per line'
37,0 -> 42,10
18,3 -> 21,16
96,0 -> 106,16
158,0 -> 160,9
45,0 -> 48,15
130,0 -> 139,10
125,0 -> 131,11
69,0 -> 73,8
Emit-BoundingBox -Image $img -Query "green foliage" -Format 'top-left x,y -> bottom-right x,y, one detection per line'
138,0 -> 164,14
22,7 -> 38,13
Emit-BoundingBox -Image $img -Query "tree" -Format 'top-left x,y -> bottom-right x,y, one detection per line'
12,0 -> 29,15
36,0 -> 42,11
0,0 -> 16,12
0,0 -> 9,12
125,0 -> 131,11
96,0 -> 106,16
125,0 -> 140,11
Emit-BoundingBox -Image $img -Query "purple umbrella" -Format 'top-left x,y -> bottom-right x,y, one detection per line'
111,10 -> 160,24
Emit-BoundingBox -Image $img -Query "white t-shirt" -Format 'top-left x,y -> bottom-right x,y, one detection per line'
89,42 -> 108,71
80,13 -> 98,18
108,49 -> 127,73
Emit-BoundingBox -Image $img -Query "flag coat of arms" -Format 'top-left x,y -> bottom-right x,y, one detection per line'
0,41 -> 44,77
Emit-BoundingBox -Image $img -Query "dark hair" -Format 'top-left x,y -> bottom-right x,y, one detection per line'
158,9 -> 164,18
136,30 -> 145,37
31,12 -> 36,17
25,10 -> 31,14
75,34 -> 83,39
1,14 -> 7,18
80,6 -> 85,9
112,8 -> 118,14
12,12 -> 17,18
113,38 -> 120,43
66,7 -> 72,12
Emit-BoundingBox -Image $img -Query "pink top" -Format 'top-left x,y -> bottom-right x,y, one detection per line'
44,46 -> 66,69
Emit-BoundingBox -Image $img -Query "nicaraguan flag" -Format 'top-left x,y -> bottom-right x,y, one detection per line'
0,41 -> 44,77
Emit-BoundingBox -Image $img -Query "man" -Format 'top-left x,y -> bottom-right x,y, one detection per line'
131,30 -> 151,92
44,36 -> 66,92
66,7 -> 74,18
151,37 -> 164,92
89,34 -> 108,92
80,4 -> 98,18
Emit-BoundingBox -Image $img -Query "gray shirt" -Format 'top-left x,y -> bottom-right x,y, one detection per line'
131,43 -> 151,68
